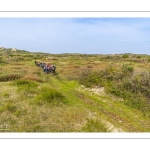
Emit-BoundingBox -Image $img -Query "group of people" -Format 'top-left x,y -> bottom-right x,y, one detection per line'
35,60 -> 56,75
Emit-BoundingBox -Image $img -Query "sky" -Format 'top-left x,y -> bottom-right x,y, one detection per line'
0,18 -> 150,54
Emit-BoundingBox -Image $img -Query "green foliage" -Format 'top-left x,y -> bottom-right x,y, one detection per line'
122,54 -> 129,58
0,57 -> 4,63
0,51 -> 150,132
137,55 -> 142,59
82,119 -> 108,132
0,100 -> 17,113
15,80 -> 38,87
148,57 -> 150,62
79,63 -> 134,87
13,80 -> 39,98
34,87 -> 66,105
79,70 -> 103,87
2,92 -> 10,98
12,80 -> 39,98
78,63 -> 150,115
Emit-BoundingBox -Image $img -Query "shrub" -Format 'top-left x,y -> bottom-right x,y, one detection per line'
122,54 -> 129,58
105,70 -> 150,113
79,69 -> 103,87
77,63 -> 150,115
0,57 -> 4,63
137,55 -> 142,59
148,57 -> 150,62
121,64 -> 134,77
34,87 -> 66,105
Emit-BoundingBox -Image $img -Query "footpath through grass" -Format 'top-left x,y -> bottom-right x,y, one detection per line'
0,51 -> 150,132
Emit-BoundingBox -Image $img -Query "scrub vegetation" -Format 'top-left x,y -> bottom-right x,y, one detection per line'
0,49 -> 150,132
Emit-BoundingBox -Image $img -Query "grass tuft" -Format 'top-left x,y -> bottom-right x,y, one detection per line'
82,119 -> 109,132
0,100 -> 17,113
14,80 -> 38,87
33,87 -> 66,105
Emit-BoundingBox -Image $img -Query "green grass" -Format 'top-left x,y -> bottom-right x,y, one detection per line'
0,74 -> 21,82
1,100 -> 17,113
33,86 -> 66,105
82,119 -> 109,132
0,50 -> 150,132
78,63 -> 150,117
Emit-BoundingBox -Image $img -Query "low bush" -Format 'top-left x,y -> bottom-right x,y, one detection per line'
33,87 -> 66,105
78,63 -> 150,115
148,57 -> 150,62
122,54 -> 129,58
79,70 -> 103,88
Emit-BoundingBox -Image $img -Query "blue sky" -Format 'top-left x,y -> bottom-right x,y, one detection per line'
0,18 -> 150,54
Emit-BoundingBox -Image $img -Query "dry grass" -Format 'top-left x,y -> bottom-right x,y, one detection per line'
22,74 -> 43,82
1,51 -> 150,132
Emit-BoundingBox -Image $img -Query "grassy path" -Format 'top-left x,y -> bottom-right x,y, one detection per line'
41,75 -> 150,132
0,60 -> 150,132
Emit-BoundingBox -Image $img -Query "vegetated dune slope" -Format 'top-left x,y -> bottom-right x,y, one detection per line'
0,49 -> 150,132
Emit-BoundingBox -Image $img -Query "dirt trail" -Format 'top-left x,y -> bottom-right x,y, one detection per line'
79,85 -> 125,132
81,85 -> 105,95
104,120 -> 124,132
